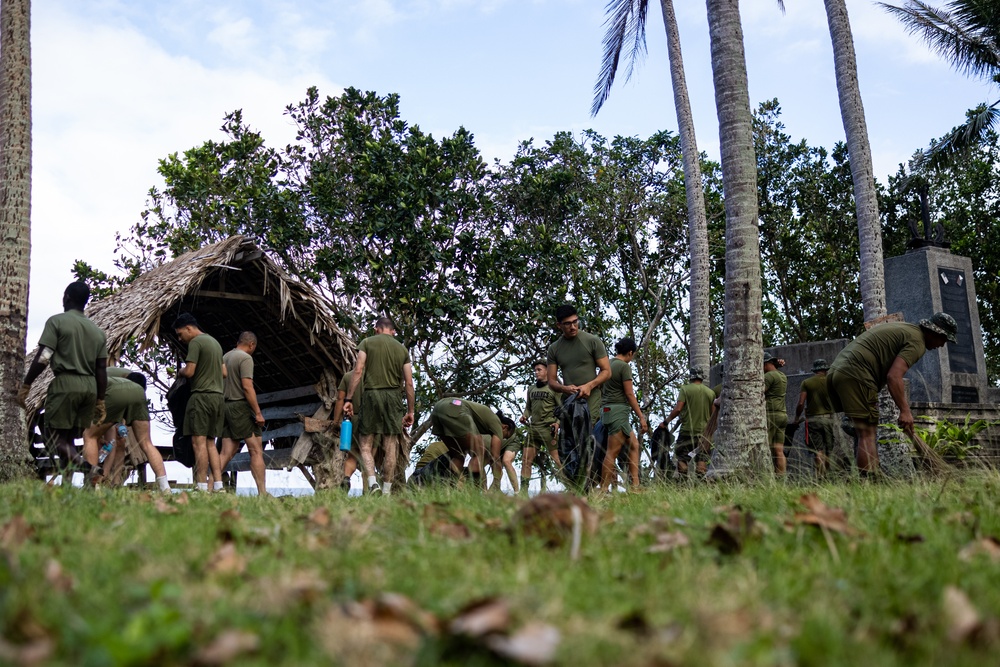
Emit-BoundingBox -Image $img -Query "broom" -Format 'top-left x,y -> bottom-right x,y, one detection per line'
907,430 -> 951,475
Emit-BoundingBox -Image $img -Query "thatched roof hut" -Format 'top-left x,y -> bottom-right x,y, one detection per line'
26,235 -> 357,429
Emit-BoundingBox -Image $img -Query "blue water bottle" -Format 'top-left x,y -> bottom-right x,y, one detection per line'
117,424 -> 128,439
339,418 -> 352,452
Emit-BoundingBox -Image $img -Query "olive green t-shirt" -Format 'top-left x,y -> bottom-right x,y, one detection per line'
677,382 -> 715,436
524,382 -> 559,426
222,348 -> 254,401
603,357 -> 633,406
800,374 -> 834,417
547,329 -> 608,390
338,370 -> 365,414
357,334 -> 410,390
829,322 -> 927,389
186,333 -> 224,394
764,369 -> 788,414
465,400 -> 503,439
38,310 -> 108,376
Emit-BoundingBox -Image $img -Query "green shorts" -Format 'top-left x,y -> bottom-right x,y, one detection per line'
827,368 -> 878,424
105,380 -> 149,424
183,392 -> 224,437
525,424 -> 556,451
359,388 -> 405,436
44,374 -> 97,432
600,404 -> 633,436
767,411 -> 788,445
675,432 -> 709,464
804,413 -> 836,456
503,435 -> 522,455
223,400 -> 262,440
431,399 -> 477,440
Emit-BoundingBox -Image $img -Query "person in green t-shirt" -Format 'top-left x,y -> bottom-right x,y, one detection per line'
344,316 -> 415,496
828,313 -> 957,474
795,358 -> 837,478
219,332 -> 267,496
21,281 -> 108,479
599,338 -> 648,492
546,304 -> 611,427
174,313 -> 227,493
764,353 -> 789,475
519,360 -> 560,492
429,397 -> 514,490
665,366 -> 716,476
333,368 -> 371,494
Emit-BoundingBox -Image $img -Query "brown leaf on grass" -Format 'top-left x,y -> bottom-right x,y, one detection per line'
194,630 -> 260,666
449,598 -> 511,638
206,542 -> 246,576
707,509 -> 756,555
0,516 -> 33,551
511,493 -> 599,548
646,531 -> 690,554
307,506 -> 330,528
792,494 -> 861,536
99,512 -> 115,522
315,601 -> 424,666
174,491 -> 190,505
374,593 -> 441,637
0,637 -> 54,666
429,520 -> 471,540
958,537 -> 1000,563
628,517 -> 670,540
219,509 -> 241,522
485,624 -> 561,665
153,497 -> 178,514
216,509 -> 243,542
943,586 -> 981,643
44,560 -> 73,592
254,570 -> 327,611
135,492 -> 153,503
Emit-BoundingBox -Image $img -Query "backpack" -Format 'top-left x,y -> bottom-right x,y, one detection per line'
555,395 -> 595,490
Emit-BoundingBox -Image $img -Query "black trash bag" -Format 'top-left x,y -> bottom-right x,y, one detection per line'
555,395 -> 595,491
409,454 -> 458,487
649,424 -> 675,473
166,378 -> 194,468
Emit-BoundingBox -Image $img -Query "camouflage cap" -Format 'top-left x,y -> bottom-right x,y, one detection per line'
812,358 -> 830,372
919,311 -> 958,344
688,365 -> 707,381
763,352 -> 778,366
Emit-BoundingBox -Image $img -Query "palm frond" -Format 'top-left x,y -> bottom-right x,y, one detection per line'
592,0 -> 649,117
911,100 -> 1000,171
878,1 -> 1000,80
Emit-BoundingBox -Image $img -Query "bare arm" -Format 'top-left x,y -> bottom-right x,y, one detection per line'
402,362 -> 415,428
241,377 -> 265,426
332,388 -> 347,424
886,356 -> 913,434
794,391 -> 807,423
222,362 -> 228,380
578,356 -> 612,399
547,363 -> 578,396
666,399 -> 684,428
22,347 -> 49,387
343,351 -> 367,418
624,379 -> 648,434
178,361 -> 196,379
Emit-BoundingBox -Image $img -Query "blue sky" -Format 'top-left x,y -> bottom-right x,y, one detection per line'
28,0 -> 994,343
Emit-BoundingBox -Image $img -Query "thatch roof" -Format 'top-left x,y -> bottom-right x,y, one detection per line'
26,236 -> 357,413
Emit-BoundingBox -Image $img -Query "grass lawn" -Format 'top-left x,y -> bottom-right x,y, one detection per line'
1,472 -> 999,666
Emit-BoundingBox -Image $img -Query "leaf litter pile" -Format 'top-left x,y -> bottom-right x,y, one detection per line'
2,478 -> 1000,666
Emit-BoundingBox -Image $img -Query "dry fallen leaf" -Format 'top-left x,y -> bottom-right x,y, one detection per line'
0,516 -> 33,551
943,586 -> 981,644
430,520 -> 471,540
207,542 -> 246,576
153,497 -> 178,515
174,492 -> 190,505
0,637 -> 54,667
194,630 -> 260,666
307,506 -> 331,528
511,493 -> 599,548
646,531 -> 690,554
44,560 -> 74,592
793,494 -> 861,536
485,624 -> 561,665
707,509 -> 756,555
958,537 -> 1000,563
449,598 -> 511,638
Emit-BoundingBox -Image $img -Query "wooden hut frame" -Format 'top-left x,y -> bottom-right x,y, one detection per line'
25,235 -> 357,488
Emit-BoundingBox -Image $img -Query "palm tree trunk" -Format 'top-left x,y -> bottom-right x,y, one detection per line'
0,0 -> 34,480
824,0 -> 886,322
705,0 -> 769,476
660,0 -> 711,372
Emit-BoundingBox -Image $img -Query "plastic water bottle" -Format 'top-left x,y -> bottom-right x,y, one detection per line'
98,442 -> 113,464
339,418 -> 352,452
117,424 -> 128,439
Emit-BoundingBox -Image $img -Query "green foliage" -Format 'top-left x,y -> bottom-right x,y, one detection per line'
913,414 -> 992,460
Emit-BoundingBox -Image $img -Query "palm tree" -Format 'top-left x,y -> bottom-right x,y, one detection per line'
704,0 -> 769,476
0,0 -> 34,480
825,0 -> 888,323
880,1 -> 1000,168
592,0 -> 711,373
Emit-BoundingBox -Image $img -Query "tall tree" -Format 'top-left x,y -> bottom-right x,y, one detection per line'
592,0 -> 713,372
0,0 -> 33,481
879,1 -> 1000,166
825,0 -> 887,323
705,0 -> 768,477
